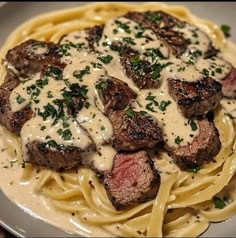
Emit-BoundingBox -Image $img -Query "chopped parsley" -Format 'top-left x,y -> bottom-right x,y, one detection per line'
58,42 -> 85,56
175,136 -> 183,145
62,129 -> 72,140
125,107 -> 135,118
144,12 -> 162,23
159,100 -> 171,111
114,20 -> 131,34
187,166 -> 200,173
213,196 -> 226,209
95,81 -> 108,90
101,125 -> 106,131
188,119 -> 198,131
16,95 -> 26,104
91,62 -> 102,69
45,66 -> 63,80
47,140 -> 58,148
122,37 -> 136,46
97,55 -> 113,64
73,66 -> 90,81
47,91 -> 53,98
221,24 -> 231,38
40,126 -> 46,131
202,68 -> 209,76
143,48 -> 165,62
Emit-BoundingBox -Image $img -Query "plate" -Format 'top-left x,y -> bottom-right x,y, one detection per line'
0,2 -> 236,237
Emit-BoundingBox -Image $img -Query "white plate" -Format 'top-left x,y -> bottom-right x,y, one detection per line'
0,2 -> 236,237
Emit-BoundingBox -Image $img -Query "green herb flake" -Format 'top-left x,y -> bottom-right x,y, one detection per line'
57,128 -> 63,136
62,129 -> 72,140
47,140 -> 58,148
114,20 -> 131,34
85,101 -> 91,109
202,68 -> 209,76
73,66 -> 90,81
188,119 -> 198,131
40,126 -> 46,131
221,24 -> 231,38
187,166 -> 200,173
122,37 -> 136,46
97,55 -> 113,64
213,196 -> 226,209
159,100 -> 171,111
175,136 -> 183,145
101,125 -> 106,131
16,95 -> 26,104
125,107 -> 135,118
95,81 -> 108,90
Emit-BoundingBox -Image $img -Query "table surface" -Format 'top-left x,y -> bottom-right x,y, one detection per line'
0,226 -> 15,238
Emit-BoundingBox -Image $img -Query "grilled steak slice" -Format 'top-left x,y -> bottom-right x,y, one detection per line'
121,55 -> 161,89
168,77 -> 222,117
221,67 -> 236,98
109,110 -> 162,151
0,73 -> 33,135
86,25 -> 104,52
125,11 -> 216,58
96,76 -> 137,112
165,118 -> 221,170
100,150 -> 160,210
5,39 -> 64,78
26,141 -> 87,171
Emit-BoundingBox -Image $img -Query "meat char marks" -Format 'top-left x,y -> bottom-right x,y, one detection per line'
96,76 -> 163,151
165,117 -> 221,170
1,39 -> 92,171
0,72 -> 32,135
98,150 -> 160,210
125,11 -> 217,57
168,77 -> 222,117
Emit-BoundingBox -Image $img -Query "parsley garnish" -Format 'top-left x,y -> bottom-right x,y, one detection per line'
125,107 -> 135,118
159,100 -> 171,111
175,136 -> 183,145
73,66 -> 90,81
188,119 -> 198,131
187,166 -> 200,173
16,95 -> 26,104
95,81 -> 108,90
114,20 -> 131,34
221,24 -> 231,38
97,55 -> 113,64
213,196 -> 226,209
62,129 -> 72,140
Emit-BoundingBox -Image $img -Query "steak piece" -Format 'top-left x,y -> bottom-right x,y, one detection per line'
168,77 -> 222,117
96,76 -> 137,112
121,55 -> 161,89
165,118 -> 221,170
86,25 -> 104,52
109,110 -> 162,151
125,11 -> 217,57
221,67 -> 236,98
0,73 -> 33,135
5,39 -> 64,78
100,150 -> 160,210
26,141 -> 91,171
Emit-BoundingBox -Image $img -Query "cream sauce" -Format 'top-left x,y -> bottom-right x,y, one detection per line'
2,9 -> 236,238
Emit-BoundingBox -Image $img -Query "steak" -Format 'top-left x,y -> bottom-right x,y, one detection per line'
96,76 -> 137,112
109,110 -> 163,151
0,72 -> 33,135
86,25 -> 104,52
168,77 -> 222,117
125,11 -> 217,58
5,39 -> 64,78
121,55 -> 161,89
165,117 -> 221,170
26,141 -> 90,171
220,67 -> 236,98
100,150 -> 160,210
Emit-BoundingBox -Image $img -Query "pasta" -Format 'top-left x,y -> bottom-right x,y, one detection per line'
0,2 -> 236,237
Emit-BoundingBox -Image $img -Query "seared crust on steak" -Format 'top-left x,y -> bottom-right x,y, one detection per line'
5,39 -> 64,78
121,55 -> 161,89
125,11 -> 217,58
96,76 -> 137,112
165,118 -> 221,170
100,151 -> 160,210
221,67 -> 236,98
168,77 -> 222,117
86,25 -> 104,52
27,141 -> 89,171
109,110 -> 163,151
0,73 -> 33,135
